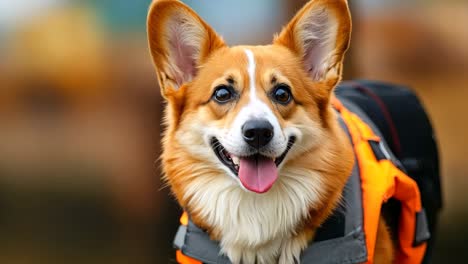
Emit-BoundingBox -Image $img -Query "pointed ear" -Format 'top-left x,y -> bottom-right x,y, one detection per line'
274,0 -> 351,83
147,0 -> 225,96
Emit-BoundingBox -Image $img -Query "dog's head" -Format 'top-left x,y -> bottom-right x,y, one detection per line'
148,0 -> 352,215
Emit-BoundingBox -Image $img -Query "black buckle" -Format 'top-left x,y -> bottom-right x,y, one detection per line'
368,139 -> 391,161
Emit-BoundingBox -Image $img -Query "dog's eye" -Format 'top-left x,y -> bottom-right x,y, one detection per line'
212,85 -> 235,103
272,84 -> 292,104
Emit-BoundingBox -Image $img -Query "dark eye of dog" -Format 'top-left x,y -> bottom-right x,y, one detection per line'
272,84 -> 292,104
212,85 -> 235,103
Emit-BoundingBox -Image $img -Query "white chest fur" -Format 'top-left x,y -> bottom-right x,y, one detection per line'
183,167 -> 324,264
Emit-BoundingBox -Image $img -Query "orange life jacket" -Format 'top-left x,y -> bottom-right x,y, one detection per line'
173,97 -> 429,264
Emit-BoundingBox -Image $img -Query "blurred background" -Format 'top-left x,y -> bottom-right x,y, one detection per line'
0,0 -> 466,263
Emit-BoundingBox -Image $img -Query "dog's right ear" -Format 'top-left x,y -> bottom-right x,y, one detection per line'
147,0 -> 225,97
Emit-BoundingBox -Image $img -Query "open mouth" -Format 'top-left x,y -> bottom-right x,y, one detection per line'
210,137 -> 296,193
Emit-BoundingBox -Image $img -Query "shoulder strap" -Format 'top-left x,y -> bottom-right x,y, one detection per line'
301,122 -> 367,263
332,97 -> 429,264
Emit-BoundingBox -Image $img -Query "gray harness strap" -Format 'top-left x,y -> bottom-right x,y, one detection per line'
300,157 -> 367,263
174,221 -> 230,264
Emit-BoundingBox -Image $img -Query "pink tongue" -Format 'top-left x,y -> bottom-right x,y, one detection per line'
238,156 -> 278,193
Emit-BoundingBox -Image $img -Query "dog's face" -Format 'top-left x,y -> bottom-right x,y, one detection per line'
148,0 -> 352,236
163,45 -> 336,194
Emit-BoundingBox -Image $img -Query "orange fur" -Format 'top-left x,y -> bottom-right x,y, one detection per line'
148,0 -> 394,262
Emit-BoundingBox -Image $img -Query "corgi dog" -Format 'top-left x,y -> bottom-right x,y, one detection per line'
148,0 -> 393,263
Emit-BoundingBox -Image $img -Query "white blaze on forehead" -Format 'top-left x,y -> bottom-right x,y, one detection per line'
241,49 -> 278,121
245,49 -> 257,101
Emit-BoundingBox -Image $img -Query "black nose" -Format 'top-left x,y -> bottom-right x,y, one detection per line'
242,119 -> 274,149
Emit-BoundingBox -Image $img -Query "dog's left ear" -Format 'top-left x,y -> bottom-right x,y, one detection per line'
147,0 -> 225,96
274,0 -> 351,84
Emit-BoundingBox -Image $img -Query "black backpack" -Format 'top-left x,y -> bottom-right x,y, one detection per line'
335,80 -> 442,263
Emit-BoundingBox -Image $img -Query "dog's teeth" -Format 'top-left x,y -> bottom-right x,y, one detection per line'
232,156 -> 240,165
